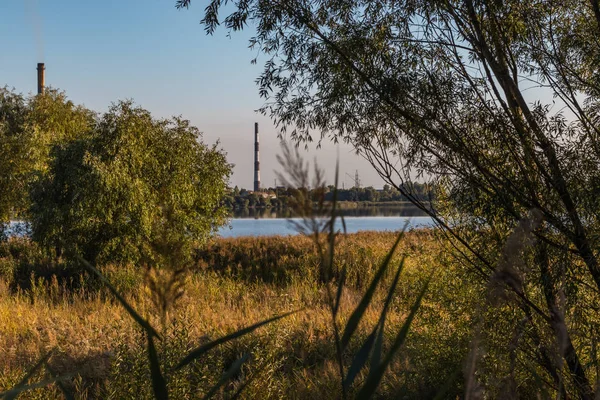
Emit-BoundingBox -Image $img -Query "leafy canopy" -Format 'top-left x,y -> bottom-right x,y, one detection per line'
30,100 -> 232,266
0,89 -> 30,227
178,0 -> 600,397
0,87 -> 93,232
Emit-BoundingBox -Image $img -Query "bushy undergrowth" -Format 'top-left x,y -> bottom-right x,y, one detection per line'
194,231 -> 434,289
1,231 -> 432,293
0,238 -> 143,300
2,228 -> 585,398
0,230 -> 476,399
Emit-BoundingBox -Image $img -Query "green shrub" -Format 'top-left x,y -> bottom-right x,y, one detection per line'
193,232 -> 424,288
29,101 -> 232,267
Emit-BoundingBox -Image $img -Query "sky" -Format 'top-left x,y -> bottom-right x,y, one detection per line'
0,0 -> 387,190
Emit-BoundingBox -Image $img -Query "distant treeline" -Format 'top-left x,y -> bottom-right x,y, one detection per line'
223,183 -> 433,210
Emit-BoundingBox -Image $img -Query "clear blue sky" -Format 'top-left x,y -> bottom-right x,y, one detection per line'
1,0 -> 386,189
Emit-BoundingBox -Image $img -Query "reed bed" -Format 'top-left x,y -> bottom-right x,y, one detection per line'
0,230 -> 475,399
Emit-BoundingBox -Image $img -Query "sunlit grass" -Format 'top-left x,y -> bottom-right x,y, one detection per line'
0,230 -> 472,398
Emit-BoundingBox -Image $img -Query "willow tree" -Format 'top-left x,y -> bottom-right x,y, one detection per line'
0,89 -> 29,235
179,0 -> 600,397
0,88 -> 93,237
30,100 -> 232,267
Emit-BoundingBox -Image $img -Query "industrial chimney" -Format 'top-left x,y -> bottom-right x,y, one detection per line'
254,122 -> 260,192
37,63 -> 45,95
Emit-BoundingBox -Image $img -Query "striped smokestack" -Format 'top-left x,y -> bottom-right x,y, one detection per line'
254,122 -> 260,192
37,63 -> 45,95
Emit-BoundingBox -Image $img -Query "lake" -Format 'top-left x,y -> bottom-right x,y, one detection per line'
219,206 -> 434,237
218,216 -> 434,238
231,204 -> 430,219
5,207 -> 435,239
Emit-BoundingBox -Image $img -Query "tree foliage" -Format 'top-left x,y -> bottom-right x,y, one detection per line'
30,100 -> 232,266
0,88 -> 93,235
180,0 -> 600,397
0,89 -> 30,229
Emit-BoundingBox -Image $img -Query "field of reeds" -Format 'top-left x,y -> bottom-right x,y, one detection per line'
0,230 -> 538,399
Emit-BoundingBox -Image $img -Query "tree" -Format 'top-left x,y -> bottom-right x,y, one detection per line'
0,88 -> 30,234
259,194 -> 271,208
179,0 -> 600,397
247,193 -> 260,207
0,88 -> 93,237
30,100 -> 232,266
363,186 -> 379,202
27,89 -> 95,172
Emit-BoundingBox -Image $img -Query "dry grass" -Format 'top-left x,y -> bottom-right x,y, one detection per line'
0,230 -> 473,399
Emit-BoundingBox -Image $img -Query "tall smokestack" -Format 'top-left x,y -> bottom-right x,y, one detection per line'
37,63 -> 45,95
254,122 -> 260,192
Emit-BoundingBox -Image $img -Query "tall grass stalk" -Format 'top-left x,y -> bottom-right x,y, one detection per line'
277,143 -> 433,399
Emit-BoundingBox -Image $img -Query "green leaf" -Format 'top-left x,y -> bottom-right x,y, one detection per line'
202,353 -> 250,400
344,328 -> 377,390
357,275 -> 431,399
75,254 -> 161,340
372,258 -> 406,372
176,310 -> 298,370
344,258 -> 406,391
340,229 -> 406,350
147,333 -> 169,400
333,264 -> 347,317
370,324 -> 384,384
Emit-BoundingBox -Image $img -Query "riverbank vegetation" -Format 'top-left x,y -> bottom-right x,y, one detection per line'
0,87 -> 231,255
222,184 -> 432,212
0,230 -> 515,398
176,0 -> 600,398
3,0 -> 600,397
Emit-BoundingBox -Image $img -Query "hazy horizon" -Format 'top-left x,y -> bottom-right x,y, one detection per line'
1,0 -> 389,190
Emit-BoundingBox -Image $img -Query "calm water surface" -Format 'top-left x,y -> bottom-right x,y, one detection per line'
219,206 -> 434,237
5,207 -> 435,239
218,216 -> 434,238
